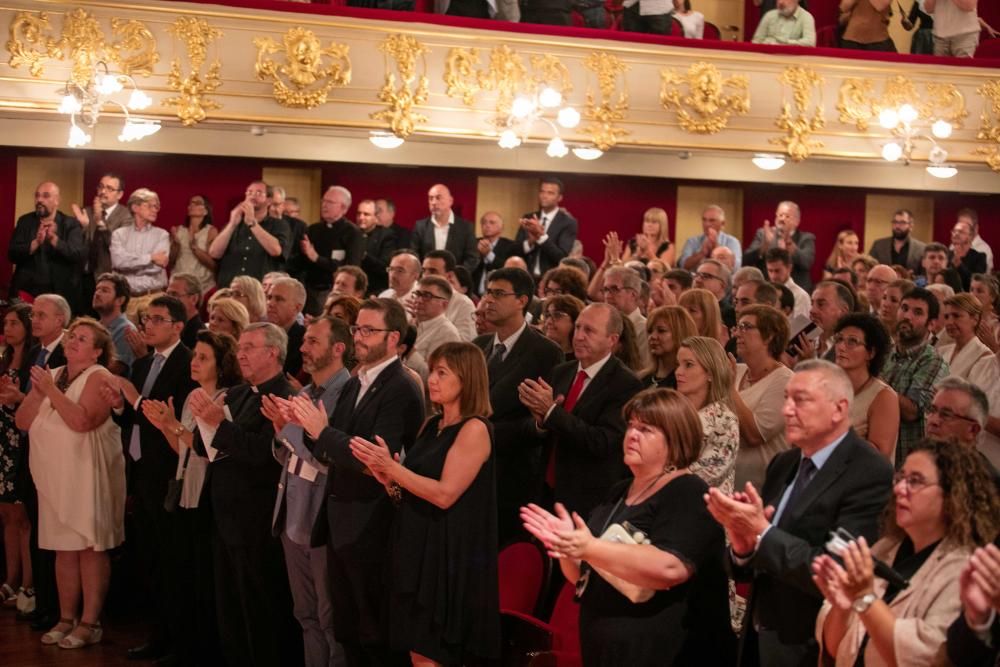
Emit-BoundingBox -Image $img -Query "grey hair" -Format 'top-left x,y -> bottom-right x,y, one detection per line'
272,185 -> 286,199
243,321 -> 289,365
704,204 -> 726,220
326,185 -> 353,208
127,187 -> 159,209
935,376 -> 990,428
35,293 -> 71,325
699,258 -> 732,291
271,277 -> 306,309
584,302 -> 624,337
794,359 -> 854,409
170,272 -> 202,297
733,266 -> 765,286
779,200 -> 802,222
605,266 -> 642,294
926,283 -> 955,303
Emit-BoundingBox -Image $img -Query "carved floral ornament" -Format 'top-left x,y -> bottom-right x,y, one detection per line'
6,8 -> 158,86
836,75 -> 967,132
977,80 -> 1000,173
165,17 -> 223,126
254,27 -> 351,110
659,62 -> 750,135
370,34 -> 429,139
771,65 -> 825,162
582,51 -> 629,152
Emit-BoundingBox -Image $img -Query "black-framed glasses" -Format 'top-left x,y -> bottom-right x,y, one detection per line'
732,322 -> 758,333
695,271 -> 722,282
484,288 -> 517,299
543,287 -> 565,297
140,315 -> 177,326
412,290 -> 448,301
926,404 -> 979,424
544,311 -> 571,322
350,325 -> 391,338
892,472 -> 939,494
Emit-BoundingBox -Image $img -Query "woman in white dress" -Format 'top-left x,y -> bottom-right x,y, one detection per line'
938,293 -> 997,389
672,0 -> 705,38
15,318 -> 124,649
169,194 -> 218,293
730,305 -> 794,491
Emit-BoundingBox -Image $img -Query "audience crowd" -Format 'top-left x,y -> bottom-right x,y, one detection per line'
1,173 -> 999,666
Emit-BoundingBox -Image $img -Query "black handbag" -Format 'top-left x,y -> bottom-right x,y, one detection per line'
163,448 -> 191,513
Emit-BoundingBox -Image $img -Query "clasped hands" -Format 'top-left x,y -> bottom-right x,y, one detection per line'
517,377 -> 559,425
521,503 -> 595,560
260,393 -> 327,439
519,215 -> 544,243
811,537 -> 876,611
704,483 -> 774,556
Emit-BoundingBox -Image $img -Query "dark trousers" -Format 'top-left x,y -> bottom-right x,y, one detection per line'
840,38 -> 896,52
521,2 -> 572,25
133,475 -> 174,649
623,5 -> 670,34
166,505 -> 220,666
446,0 -> 491,17
24,483 -> 57,618
740,625 -> 817,667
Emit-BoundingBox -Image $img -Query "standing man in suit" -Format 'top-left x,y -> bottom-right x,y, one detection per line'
867,209 -> 926,275
102,295 -> 196,663
357,199 -> 395,297
189,322 -> 298,666
473,211 -> 516,297
71,173 -> 133,309
744,201 -> 817,292
9,182 -> 85,315
300,186 -> 366,316
265,316 -> 353,667
706,360 -> 893,667
515,176 -> 578,281
475,268 -> 563,543
519,302 -> 642,520
375,198 -> 411,251
293,298 -> 423,666
411,184 -> 478,271
267,277 -> 308,379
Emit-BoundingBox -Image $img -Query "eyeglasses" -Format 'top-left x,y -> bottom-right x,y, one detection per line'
732,322 -> 758,333
412,290 -> 448,301
832,334 -> 866,349
166,290 -> 195,299
544,311 -> 570,323
600,285 -> 631,295
543,287 -> 565,297
139,201 -> 160,210
97,183 -> 121,192
926,404 -> 979,424
892,472 -> 939,494
140,315 -> 177,326
350,325 -> 391,338
866,277 -> 890,287
695,272 -> 722,282
484,288 -> 517,299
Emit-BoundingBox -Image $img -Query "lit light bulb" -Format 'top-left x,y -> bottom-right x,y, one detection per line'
926,164 -> 957,179
58,94 -> 82,115
498,129 -> 521,149
128,90 -> 152,110
882,142 -> 903,162
68,125 -> 91,148
898,104 -> 918,124
118,119 -> 161,142
931,119 -> 953,139
368,131 -> 404,149
546,137 -> 568,158
95,73 -> 123,96
511,96 -> 535,119
539,87 -> 562,108
751,154 -> 786,171
928,145 -> 948,165
557,107 -> 580,129
878,108 -> 899,129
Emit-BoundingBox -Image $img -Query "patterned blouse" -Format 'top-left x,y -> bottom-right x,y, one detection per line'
691,401 -> 739,496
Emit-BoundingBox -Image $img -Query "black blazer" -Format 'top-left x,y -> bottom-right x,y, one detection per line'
411,215 -> 479,271
9,211 -> 85,314
361,226 -> 396,296
737,429 -> 893,664
284,321 -> 305,378
542,356 -> 641,519
474,327 -> 563,520
386,223 -> 412,251
120,344 -> 196,511
472,237 -> 518,296
200,372 -> 294,547
514,209 -> 578,277
955,248 -> 988,291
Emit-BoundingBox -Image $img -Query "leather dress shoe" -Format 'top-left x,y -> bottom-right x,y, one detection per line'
153,654 -> 180,667
29,613 -> 59,632
128,642 -> 168,660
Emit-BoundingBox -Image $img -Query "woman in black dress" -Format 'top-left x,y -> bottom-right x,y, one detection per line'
522,388 -> 735,666
350,341 -> 499,666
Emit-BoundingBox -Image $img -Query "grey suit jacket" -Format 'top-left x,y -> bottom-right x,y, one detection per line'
868,236 -> 926,274
83,203 -> 133,276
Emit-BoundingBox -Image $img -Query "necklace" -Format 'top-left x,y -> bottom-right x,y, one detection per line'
55,367 -> 84,393
626,466 -> 677,505
745,361 -> 779,386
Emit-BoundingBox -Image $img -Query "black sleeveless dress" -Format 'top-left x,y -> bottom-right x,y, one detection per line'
388,416 -> 500,665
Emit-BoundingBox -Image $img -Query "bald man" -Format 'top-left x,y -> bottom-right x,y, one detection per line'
411,183 -> 478,272
473,211 -> 516,296
9,181 -> 85,315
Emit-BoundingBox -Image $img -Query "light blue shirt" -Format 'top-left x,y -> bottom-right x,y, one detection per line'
106,313 -> 136,374
770,430 -> 848,526
678,231 -> 743,269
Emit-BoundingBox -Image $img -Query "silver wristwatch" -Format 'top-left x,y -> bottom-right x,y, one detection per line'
852,593 -> 877,614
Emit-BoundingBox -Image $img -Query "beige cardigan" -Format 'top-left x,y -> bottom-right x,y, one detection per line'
815,537 -> 970,667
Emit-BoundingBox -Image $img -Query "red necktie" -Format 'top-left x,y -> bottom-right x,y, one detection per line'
546,370 -> 588,488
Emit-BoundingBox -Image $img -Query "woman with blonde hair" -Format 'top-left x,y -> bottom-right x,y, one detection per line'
228,275 -> 266,322
823,230 -> 860,280
938,293 -> 996,389
622,207 -> 675,267
679,288 -> 725,343
350,342 -> 499,666
207,297 -> 250,340
970,272 -> 1000,352
640,306 -> 698,390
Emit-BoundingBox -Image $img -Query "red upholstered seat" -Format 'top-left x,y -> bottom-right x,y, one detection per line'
976,38 -> 1000,58
498,540 -> 549,616
502,581 -> 582,667
702,20 -> 721,40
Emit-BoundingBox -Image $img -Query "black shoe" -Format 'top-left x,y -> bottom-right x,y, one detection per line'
128,643 -> 168,661
17,607 -> 45,622
29,613 -> 59,631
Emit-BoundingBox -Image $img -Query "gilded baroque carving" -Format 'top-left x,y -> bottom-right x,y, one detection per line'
6,8 -> 157,85
659,62 -> 750,135
582,52 -> 629,152
371,34 -> 429,138
772,66 -> 825,161
165,17 -> 223,126
837,75 -> 967,131
254,28 -> 351,109
975,80 -> 1000,173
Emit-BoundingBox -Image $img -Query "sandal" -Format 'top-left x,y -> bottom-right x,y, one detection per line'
41,618 -> 77,645
59,621 -> 103,649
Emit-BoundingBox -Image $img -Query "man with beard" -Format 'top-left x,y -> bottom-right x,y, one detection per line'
92,272 -> 137,376
868,209 -> 925,274
209,180 -> 291,287
9,181 -> 85,314
879,287 -> 950,466
72,173 -> 133,308
357,199 -> 395,296
265,316 -> 353,667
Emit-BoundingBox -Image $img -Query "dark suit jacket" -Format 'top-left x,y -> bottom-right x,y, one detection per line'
955,248 -> 987,291
27,341 -> 66,371
361,226 -> 396,295
9,211 -> 85,313
474,326 -> 563,535
120,343 -> 196,511
946,598 -> 1000,667
386,223 -> 412,251
868,236 -> 926,274
737,429 -> 893,665
284,321 -> 305,378
82,203 -> 133,277
200,372 -> 294,547
744,229 -> 817,292
412,215 -> 479,271
514,209 -> 578,277
283,215 -> 309,281
181,314 -> 205,350
472,237 -> 517,296
542,356 -> 641,519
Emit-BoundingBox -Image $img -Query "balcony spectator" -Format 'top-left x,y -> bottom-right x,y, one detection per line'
751,0 -> 817,46
925,0 -> 980,57
672,0 -> 705,37
839,0 -> 896,52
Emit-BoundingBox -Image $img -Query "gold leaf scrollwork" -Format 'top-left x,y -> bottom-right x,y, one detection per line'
975,80 -> 1000,173
837,75 -> 967,131
772,66 -> 825,162
371,34 -> 429,139
659,62 -> 750,135
444,47 -> 487,107
6,9 -> 158,85
165,17 -> 223,126
582,52 -> 629,152
254,28 -> 351,109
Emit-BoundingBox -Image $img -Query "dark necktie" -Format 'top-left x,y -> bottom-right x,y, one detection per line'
487,342 -> 506,374
129,353 -> 166,461
784,457 -> 817,513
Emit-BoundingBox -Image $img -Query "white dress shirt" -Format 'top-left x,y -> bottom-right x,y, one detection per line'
110,223 -> 170,293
